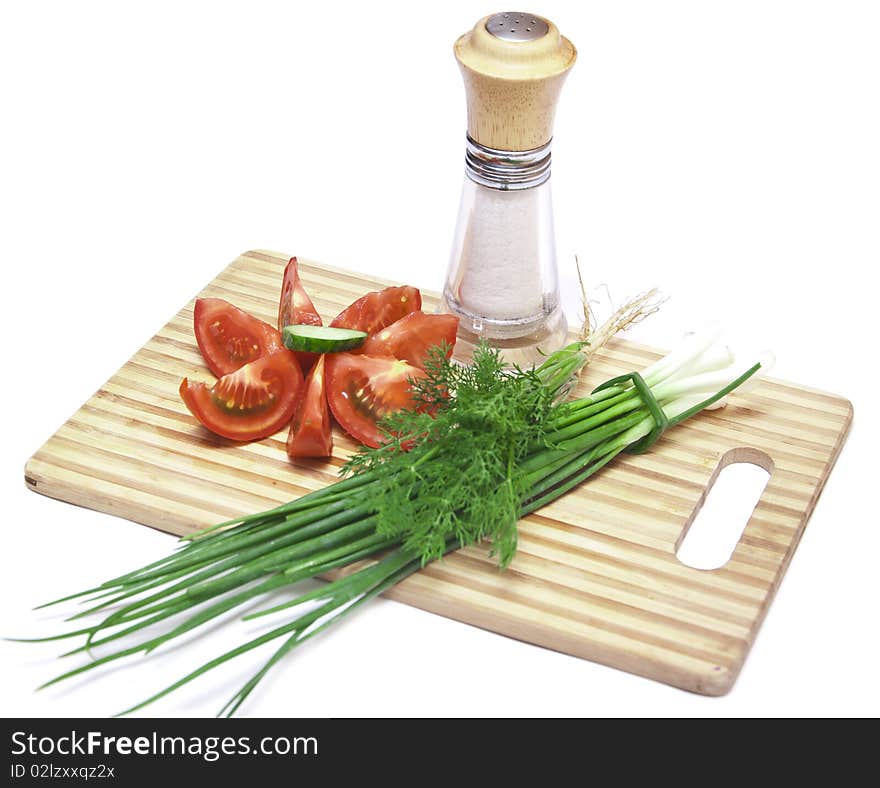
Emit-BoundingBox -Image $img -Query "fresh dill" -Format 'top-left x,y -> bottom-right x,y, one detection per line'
342,342 -> 555,568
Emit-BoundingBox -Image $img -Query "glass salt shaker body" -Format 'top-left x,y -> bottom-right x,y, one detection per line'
440,136 -> 566,367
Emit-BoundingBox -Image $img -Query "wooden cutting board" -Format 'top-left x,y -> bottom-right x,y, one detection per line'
24,250 -> 852,696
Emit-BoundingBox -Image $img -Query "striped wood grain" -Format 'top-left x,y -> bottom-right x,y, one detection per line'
24,250 -> 853,695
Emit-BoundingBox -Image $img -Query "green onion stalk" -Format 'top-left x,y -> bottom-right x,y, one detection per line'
15,328 -> 771,716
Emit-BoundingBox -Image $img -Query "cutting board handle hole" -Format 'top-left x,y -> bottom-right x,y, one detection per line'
675,448 -> 773,571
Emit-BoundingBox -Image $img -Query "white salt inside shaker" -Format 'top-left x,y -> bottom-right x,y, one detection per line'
457,188 -> 546,320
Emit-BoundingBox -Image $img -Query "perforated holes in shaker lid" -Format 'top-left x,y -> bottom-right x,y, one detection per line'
485,12 -> 550,42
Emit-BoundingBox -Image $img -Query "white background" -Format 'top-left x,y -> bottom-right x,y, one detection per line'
1,1 -> 877,717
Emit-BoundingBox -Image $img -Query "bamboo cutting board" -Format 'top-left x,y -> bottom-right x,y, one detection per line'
24,250 -> 852,696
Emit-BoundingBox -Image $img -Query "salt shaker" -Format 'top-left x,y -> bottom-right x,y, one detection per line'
439,12 -> 577,366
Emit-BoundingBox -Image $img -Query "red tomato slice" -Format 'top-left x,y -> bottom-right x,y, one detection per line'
286,355 -> 333,458
278,256 -> 322,331
278,256 -> 323,373
324,353 -> 425,448
180,350 -> 304,441
194,298 -> 285,378
330,285 -> 421,335
360,311 -> 459,370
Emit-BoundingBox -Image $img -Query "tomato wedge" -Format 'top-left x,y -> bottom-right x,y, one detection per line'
360,311 -> 459,370
278,257 -> 322,331
286,355 -> 333,458
194,298 -> 285,378
278,256 -> 323,373
330,285 -> 421,335
324,353 -> 425,448
180,350 -> 304,441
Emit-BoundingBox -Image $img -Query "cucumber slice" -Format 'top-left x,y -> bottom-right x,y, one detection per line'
282,324 -> 368,353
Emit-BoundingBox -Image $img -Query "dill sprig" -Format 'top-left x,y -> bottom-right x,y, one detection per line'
343,343 -> 555,568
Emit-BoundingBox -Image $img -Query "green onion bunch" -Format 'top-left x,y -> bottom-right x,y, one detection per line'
17,329 -> 768,716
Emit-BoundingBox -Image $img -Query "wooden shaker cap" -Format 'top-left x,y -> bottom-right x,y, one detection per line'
454,12 -> 577,152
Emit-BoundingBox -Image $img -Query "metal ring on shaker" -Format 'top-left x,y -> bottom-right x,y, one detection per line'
465,136 -> 552,190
